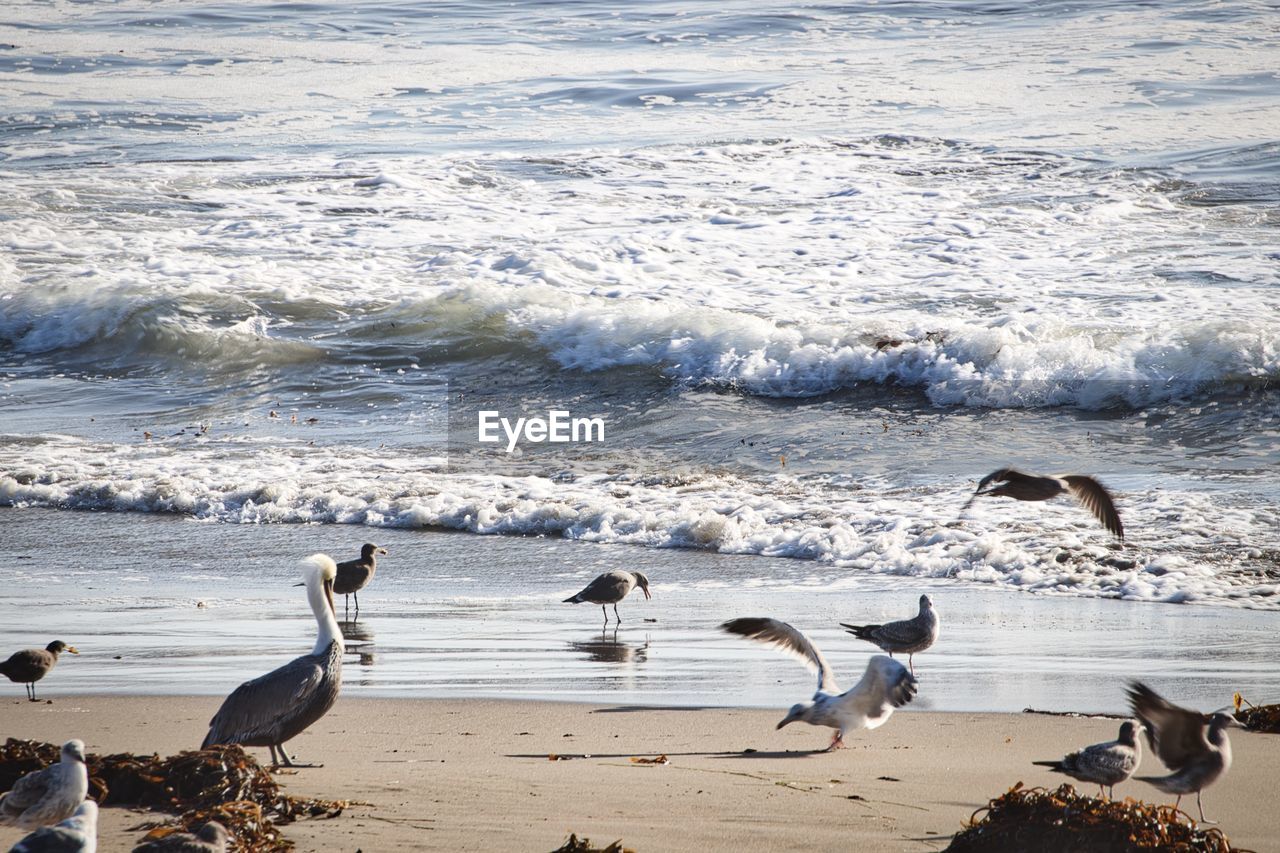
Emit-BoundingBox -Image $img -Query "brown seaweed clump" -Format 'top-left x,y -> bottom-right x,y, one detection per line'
1232,693 -> 1280,734
945,783 -> 1255,853
1,738 -> 350,852
552,833 -> 635,853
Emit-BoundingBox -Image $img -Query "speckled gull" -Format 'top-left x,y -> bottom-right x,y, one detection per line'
0,740 -> 89,830
840,594 -> 939,675
1033,720 -> 1143,798
9,800 -> 97,853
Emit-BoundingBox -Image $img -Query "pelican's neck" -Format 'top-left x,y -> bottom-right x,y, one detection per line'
309,578 -> 343,655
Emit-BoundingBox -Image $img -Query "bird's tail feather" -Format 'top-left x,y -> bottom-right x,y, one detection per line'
1031,761 -> 1065,771
839,623 -> 876,640
562,595 -> 580,604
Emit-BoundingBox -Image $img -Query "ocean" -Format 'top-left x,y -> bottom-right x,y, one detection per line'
1,1 -> 1278,710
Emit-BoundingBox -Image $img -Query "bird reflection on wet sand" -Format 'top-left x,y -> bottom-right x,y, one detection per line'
340,621 -> 376,666
569,628 -> 649,664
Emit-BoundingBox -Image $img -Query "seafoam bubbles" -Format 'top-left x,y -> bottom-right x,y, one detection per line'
1,436 -> 1276,609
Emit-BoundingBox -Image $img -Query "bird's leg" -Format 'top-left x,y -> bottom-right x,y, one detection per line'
353,591 -> 360,622
614,603 -> 622,623
1196,791 -> 1215,824
343,595 -> 349,622
277,747 -> 323,769
825,731 -> 845,752
908,654 -> 915,676
1097,784 -> 1105,799
28,682 -> 38,702
601,605 -> 609,625
268,744 -> 280,767
1174,794 -> 1182,813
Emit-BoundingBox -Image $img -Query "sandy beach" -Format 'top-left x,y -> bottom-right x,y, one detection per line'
1,696 -> 1275,852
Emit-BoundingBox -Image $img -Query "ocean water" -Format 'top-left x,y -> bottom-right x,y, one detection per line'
2,0 -> 1278,644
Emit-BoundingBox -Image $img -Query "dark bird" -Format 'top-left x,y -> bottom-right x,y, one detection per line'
0,641 -> 79,702
202,555 -> 343,768
961,468 -> 1123,540
333,543 -> 387,621
8,800 -> 97,853
563,570 -> 651,625
132,821 -> 230,852
0,740 -> 89,830
721,617 -> 916,752
840,594 -> 939,675
1032,720 -> 1142,798
1128,682 -> 1243,822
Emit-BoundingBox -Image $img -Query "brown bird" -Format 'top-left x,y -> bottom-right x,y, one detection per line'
0,641 -> 79,702
961,468 -> 1123,540
132,820 -> 230,852
564,571 -> 651,625
333,543 -> 387,621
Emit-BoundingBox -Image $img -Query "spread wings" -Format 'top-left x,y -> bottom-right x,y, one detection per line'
721,617 -> 839,695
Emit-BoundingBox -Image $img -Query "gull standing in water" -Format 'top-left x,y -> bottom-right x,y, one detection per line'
721,618 -> 917,752
1032,720 -> 1143,798
961,468 -> 1124,540
563,571 -> 651,625
0,740 -> 89,830
333,544 -> 387,622
840,594 -> 939,675
132,821 -> 230,852
202,555 -> 343,768
0,641 -> 79,701
1128,682 -> 1243,822
9,801 -> 97,853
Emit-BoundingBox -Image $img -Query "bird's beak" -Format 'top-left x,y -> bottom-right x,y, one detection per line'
292,581 -> 305,587
378,548 -> 388,555
66,647 -> 80,655
1227,716 -> 1248,730
324,577 -> 336,616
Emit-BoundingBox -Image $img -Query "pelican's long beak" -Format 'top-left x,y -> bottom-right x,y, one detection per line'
66,647 -> 80,655
324,577 -> 337,616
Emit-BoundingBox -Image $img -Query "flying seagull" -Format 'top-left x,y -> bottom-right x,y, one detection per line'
333,543 -> 387,621
721,617 -> 917,751
840,594 -> 939,675
9,800 -> 97,853
1032,720 -> 1142,798
1128,681 -> 1243,822
0,641 -> 79,702
961,468 -> 1123,540
0,740 -> 90,830
202,555 -> 343,768
564,571 -> 651,625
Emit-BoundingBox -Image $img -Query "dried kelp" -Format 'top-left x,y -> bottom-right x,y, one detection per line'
1,738 -> 349,852
552,834 -> 635,853
945,783 -> 1255,853
1232,693 -> 1280,734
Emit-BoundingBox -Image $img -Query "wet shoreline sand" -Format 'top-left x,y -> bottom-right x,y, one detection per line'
2,696 -> 1276,852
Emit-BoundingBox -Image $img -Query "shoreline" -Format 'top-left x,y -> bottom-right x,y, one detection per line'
3,696 -> 1276,852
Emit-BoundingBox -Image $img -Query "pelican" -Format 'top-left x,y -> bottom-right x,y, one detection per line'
0,641 -> 79,701
0,740 -> 89,830
9,801 -> 97,853
563,571 -> 651,625
201,555 -> 343,768
1128,682 -> 1242,822
840,594 -> 939,675
1032,720 -> 1142,798
132,821 -> 230,852
333,544 -> 387,621
961,468 -> 1123,540
721,617 -> 917,751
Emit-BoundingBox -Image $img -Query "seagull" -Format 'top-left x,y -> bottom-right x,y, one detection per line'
563,571 -> 651,625
1128,682 -> 1243,822
840,594 -> 939,675
333,544 -> 387,621
8,800 -> 97,853
0,641 -> 80,702
132,821 -> 230,852
202,555 -> 343,768
0,740 -> 90,830
1032,720 -> 1143,798
961,468 -> 1123,540
721,617 -> 917,751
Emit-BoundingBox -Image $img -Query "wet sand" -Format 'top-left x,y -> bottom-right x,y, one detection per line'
1,696 -> 1276,852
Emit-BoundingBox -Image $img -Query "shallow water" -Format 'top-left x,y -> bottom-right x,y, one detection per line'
1,1 -> 1278,615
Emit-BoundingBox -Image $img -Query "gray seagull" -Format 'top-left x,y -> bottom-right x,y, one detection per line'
8,800 -> 97,853
840,594 -> 939,675
333,543 -> 387,621
962,468 -> 1123,540
563,570 -> 651,625
1033,720 -> 1143,798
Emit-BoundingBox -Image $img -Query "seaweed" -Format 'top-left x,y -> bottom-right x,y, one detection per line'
945,783 -> 1255,853
1232,693 -> 1280,734
551,833 -> 635,853
1,738 -> 350,852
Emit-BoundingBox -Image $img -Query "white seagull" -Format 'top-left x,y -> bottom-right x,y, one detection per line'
721,617 -> 917,751
9,800 -> 97,853
0,740 -> 90,830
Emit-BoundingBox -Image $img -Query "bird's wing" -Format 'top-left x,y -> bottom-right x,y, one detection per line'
1076,742 -> 1139,777
1063,475 -> 1124,539
869,616 -> 931,648
720,618 -> 838,694
10,825 -> 90,853
1127,682 -> 1206,770
960,467 -> 1021,511
2,764 -> 55,812
573,571 -> 628,602
837,655 -> 917,728
204,654 -> 329,746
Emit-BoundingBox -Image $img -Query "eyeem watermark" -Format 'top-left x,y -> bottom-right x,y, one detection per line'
477,410 -> 605,453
